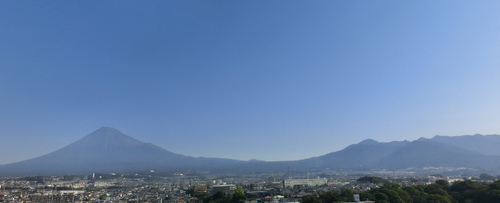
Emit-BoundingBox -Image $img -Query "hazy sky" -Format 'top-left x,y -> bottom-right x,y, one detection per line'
2,1 -> 500,165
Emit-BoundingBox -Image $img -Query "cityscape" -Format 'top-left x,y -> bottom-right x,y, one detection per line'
3,1 -> 500,203
0,166 -> 499,203
0,168 -> 498,202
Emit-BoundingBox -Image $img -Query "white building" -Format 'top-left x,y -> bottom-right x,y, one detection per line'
283,178 -> 327,188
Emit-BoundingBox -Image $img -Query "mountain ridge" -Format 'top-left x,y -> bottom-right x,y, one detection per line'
2,127 -> 500,175
428,134 -> 500,156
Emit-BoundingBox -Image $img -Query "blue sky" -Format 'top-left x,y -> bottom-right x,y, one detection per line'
2,1 -> 500,164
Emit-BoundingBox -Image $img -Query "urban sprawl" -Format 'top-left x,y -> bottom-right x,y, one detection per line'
0,166 -> 496,203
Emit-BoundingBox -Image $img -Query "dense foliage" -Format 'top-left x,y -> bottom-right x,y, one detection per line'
194,188 -> 247,203
357,176 -> 389,184
302,179 -> 500,203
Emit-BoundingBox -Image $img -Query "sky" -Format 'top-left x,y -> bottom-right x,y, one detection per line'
2,1 -> 500,165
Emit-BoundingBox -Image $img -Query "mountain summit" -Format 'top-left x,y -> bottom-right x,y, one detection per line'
81,127 -> 143,143
0,127 -> 187,175
0,127 -> 245,175
64,127 -> 151,150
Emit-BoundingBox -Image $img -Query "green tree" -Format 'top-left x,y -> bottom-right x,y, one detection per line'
320,191 -> 341,203
195,192 -> 212,201
425,184 -> 448,196
489,180 -> 500,190
380,189 -> 404,203
480,173 -> 496,181
302,195 -> 322,203
374,192 -> 389,203
382,183 -> 401,190
340,189 -> 355,202
186,187 -> 195,196
450,180 -> 488,203
232,188 -> 246,203
403,186 -> 421,196
212,190 -> 226,201
359,192 -> 376,202
403,186 -> 427,203
435,180 -> 451,191
427,194 -> 451,203
358,176 -> 388,184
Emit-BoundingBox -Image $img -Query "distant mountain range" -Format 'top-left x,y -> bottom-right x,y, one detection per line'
1,127 -> 500,176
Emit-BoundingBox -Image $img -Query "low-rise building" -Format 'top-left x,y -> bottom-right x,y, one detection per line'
212,184 -> 236,192
283,178 -> 327,188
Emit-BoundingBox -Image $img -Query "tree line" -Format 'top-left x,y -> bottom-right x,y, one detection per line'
192,188 -> 247,203
302,178 -> 500,203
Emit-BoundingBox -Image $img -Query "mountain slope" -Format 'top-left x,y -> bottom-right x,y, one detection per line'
307,139 -> 410,168
429,134 -> 500,156
0,127 -> 244,175
375,139 -> 500,169
250,139 -> 410,170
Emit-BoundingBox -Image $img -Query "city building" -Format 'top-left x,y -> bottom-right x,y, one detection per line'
212,184 -> 236,192
194,185 -> 207,192
282,178 -> 328,188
